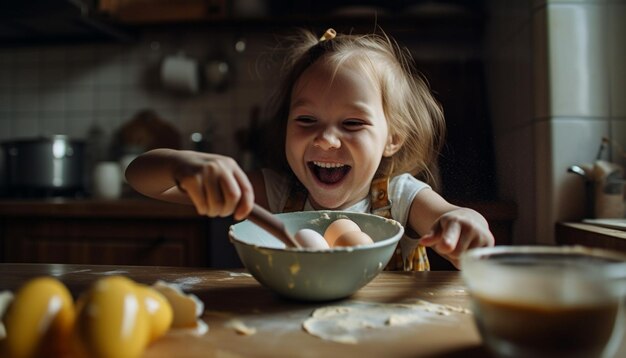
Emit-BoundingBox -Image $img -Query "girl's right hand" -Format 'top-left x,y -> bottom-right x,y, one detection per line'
172,153 -> 254,220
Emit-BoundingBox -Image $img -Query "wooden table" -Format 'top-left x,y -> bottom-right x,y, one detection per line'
1,264 -> 624,357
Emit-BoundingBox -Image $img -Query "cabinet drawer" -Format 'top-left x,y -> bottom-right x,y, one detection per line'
1,218 -> 208,266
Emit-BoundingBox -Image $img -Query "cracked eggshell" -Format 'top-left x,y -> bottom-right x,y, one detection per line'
152,281 -> 204,329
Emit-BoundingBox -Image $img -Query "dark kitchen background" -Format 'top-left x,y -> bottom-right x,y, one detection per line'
0,0 -> 623,268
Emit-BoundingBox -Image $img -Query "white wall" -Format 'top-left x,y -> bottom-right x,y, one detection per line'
486,0 -> 626,245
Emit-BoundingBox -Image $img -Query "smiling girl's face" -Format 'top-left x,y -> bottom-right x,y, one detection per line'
285,58 -> 402,210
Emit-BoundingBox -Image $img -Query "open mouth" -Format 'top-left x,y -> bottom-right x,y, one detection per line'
308,161 -> 351,184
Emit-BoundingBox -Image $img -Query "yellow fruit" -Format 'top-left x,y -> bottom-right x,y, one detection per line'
136,284 -> 173,342
73,276 -> 149,358
1,276 -> 75,358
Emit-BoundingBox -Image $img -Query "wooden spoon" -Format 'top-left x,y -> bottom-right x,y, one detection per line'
247,204 -> 301,248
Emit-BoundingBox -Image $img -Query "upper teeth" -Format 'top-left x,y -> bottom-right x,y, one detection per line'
313,161 -> 345,168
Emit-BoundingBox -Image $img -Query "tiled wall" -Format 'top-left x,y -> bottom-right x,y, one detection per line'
0,29 -> 279,161
0,25 -> 491,197
487,0 -> 626,244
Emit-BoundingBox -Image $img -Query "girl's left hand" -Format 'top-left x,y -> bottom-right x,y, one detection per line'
418,208 -> 495,269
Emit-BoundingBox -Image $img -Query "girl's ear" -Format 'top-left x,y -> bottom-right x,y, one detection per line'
383,134 -> 403,157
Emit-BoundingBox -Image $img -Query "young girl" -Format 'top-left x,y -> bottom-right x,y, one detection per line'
126,28 -> 494,270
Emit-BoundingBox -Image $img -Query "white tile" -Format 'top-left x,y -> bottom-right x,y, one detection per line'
14,91 -> 39,113
546,3 -> 610,117
93,62 -> 123,87
93,111 -> 124,134
66,113 -> 94,139
66,64 -> 95,88
40,87 -> 67,112
121,63 -> 147,86
66,88 -> 94,112
609,119 -> 626,167
534,120 -> 554,243
608,2 -> 626,117
39,66 -> 66,85
14,65 -> 40,89
532,119 -> 611,243
39,114 -> 66,136
0,120 -> 12,141
120,89 -> 153,112
551,118 -> 610,221
12,117 -> 39,138
94,87 -> 122,112
0,92 -> 12,112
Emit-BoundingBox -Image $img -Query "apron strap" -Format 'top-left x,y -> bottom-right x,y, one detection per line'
283,179 -> 307,213
370,159 -> 430,271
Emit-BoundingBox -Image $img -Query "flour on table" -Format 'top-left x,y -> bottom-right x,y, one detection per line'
90,270 -> 129,276
225,272 -> 252,278
168,319 -> 209,337
225,319 -> 257,336
0,291 -> 14,339
172,276 -> 206,290
302,300 -> 470,344
49,268 -> 91,277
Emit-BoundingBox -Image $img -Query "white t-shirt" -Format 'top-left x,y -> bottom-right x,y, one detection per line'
262,168 -> 431,230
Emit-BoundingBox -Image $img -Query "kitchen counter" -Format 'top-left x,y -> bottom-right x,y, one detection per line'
0,198 -> 199,218
556,222 -> 626,253
1,263 -> 624,357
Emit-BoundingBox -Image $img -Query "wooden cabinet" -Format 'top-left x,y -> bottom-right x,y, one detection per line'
2,217 -> 207,266
0,199 -> 226,267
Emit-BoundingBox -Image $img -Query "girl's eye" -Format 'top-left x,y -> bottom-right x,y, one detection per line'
343,119 -> 367,130
294,116 -> 317,125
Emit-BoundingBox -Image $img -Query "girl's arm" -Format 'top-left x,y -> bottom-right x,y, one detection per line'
407,189 -> 495,268
125,148 -> 263,220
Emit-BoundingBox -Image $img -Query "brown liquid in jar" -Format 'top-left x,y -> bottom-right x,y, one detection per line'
473,294 -> 620,356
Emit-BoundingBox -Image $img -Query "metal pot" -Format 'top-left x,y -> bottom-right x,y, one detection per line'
2,135 -> 86,193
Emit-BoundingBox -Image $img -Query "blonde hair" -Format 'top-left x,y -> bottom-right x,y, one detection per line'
261,28 -> 445,186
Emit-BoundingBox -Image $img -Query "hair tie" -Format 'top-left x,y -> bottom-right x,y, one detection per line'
319,28 -> 336,42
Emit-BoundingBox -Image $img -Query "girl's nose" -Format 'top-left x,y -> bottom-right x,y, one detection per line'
313,127 -> 341,150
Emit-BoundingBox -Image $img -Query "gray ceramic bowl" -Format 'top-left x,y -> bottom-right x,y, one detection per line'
229,210 -> 404,301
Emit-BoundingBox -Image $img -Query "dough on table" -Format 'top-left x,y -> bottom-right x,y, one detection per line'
302,300 -> 470,344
